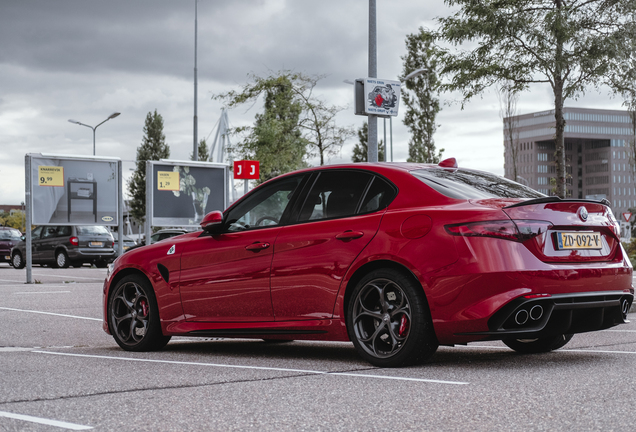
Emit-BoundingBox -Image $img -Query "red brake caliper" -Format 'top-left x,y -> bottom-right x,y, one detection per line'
398,314 -> 409,337
140,299 -> 149,317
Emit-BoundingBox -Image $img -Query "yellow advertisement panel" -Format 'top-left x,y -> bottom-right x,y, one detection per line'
38,166 -> 64,187
157,171 -> 180,191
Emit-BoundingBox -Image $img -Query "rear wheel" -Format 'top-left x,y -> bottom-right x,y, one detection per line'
55,250 -> 69,268
12,252 -> 24,269
108,275 -> 171,351
95,260 -> 108,268
347,269 -> 438,367
503,334 -> 573,354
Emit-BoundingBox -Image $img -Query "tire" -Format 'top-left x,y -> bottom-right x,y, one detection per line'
12,252 -> 25,269
346,269 -> 438,367
95,260 -> 108,268
55,250 -> 69,269
108,274 -> 171,352
503,334 -> 574,354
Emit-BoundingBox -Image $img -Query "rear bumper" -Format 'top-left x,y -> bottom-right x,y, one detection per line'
457,291 -> 633,339
68,248 -> 116,263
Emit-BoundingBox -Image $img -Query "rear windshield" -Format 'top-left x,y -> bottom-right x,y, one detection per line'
76,226 -> 111,235
0,229 -> 21,240
411,168 -> 546,200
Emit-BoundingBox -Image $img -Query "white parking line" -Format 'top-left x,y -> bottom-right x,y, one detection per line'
452,345 -> 636,355
0,307 -> 101,321
33,351 -> 469,385
0,410 -> 92,430
31,273 -> 105,280
14,291 -> 72,295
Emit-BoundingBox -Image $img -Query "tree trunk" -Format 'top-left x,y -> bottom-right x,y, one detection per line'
554,79 -> 566,198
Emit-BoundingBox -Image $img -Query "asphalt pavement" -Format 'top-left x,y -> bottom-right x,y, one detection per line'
1,263 -> 636,431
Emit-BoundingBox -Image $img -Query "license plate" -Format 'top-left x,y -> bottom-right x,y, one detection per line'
89,241 -> 103,247
556,232 -> 602,250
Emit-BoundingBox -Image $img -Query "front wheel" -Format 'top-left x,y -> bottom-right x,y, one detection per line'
108,275 -> 171,351
347,269 -> 438,367
12,252 -> 25,269
503,334 -> 573,354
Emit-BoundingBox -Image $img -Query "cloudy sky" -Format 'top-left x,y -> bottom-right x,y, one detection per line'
0,0 -> 627,205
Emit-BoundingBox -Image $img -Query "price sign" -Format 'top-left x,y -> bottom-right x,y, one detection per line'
157,171 -> 180,191
233,160 -> 260,180
38,166 -> 64,187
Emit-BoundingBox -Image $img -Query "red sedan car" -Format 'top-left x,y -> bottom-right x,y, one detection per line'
103,160 -> 633,367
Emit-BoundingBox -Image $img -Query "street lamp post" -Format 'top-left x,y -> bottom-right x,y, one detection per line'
68,112 -> 120,156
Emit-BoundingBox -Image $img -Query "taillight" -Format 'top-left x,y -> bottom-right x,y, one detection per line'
445,220 -> 552,242
70,236 -> 79,246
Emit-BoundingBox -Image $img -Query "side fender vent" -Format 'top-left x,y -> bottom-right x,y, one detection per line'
157,264 -> 169,283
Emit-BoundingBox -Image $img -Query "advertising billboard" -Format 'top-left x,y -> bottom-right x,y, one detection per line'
354,78 -> 402,118
148,160 -> 228,227
28,154 -> 121,226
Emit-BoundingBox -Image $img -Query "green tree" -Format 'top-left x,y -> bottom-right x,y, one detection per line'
0,210 -> 25,231
190,138 -> 209,161
215,71 -> 354,174
433,0 -> 635,198
128,110 -> 170,221
352,122 -> 385,162
400,28 -> 443,163
216,74 -> 307,182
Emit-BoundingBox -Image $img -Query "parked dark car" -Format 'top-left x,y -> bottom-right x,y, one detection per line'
0,227 -> 22,263
114,234 -> 138,256
12,225 -> 115,269
125,229 -> 188,252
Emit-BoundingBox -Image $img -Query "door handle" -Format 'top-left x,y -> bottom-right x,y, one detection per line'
335,230 -> 364,240
245,242 -> 270,251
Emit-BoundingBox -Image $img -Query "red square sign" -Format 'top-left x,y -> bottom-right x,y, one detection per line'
233,160 -> 260,180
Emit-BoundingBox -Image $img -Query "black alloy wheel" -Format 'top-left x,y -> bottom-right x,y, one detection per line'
347,269 -> 438,367
12,252 -> 24,269
56,250 -> 69,268
503,334 -> 573,354
108,275 -> 171,351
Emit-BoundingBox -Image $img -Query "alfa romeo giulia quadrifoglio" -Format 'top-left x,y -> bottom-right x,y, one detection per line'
102,160 -> 633,367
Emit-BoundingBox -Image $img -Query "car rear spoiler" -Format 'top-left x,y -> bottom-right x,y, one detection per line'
504,196 -> 611,209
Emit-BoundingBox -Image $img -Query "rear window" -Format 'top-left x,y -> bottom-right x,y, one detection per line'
0,229 -> 21,240
412,168 -> 546,200
76,226 -> 111,235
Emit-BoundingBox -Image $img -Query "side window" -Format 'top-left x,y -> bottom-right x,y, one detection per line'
225,176 -> 302,232
41,226 -> 57,239
57,226 -> 71,236
298,171 -> 372,222
359,177 -> 397,214
32,226 -> 44,239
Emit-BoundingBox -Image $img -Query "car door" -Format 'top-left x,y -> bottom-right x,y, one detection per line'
30,226 -> 44,263
37,226 -> 58,263
179,175 -> 305,322
270,170 -> 397,321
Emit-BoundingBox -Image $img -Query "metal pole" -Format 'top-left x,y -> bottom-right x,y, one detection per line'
193,0 -> 199,161
92,127 -> 96,156
25,154 -> 32,284
367,0 -> 378,163
145,161 -> 152,246
383,118 -> 387,162
390,117 -> 393,162
117,160 -> 124,256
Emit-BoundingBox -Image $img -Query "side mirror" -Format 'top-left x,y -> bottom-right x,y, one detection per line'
200,210 -> 224,233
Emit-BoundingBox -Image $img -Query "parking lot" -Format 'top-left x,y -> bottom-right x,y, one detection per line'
1,263 -> 636,431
